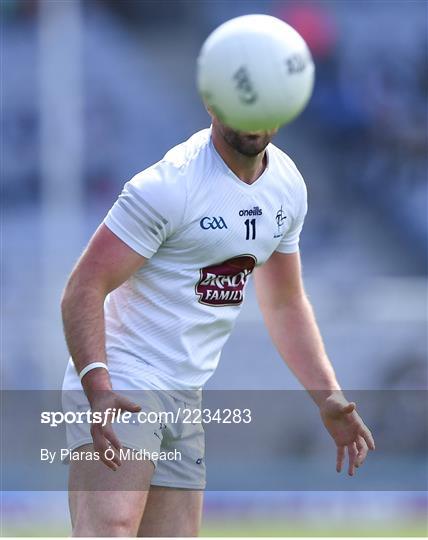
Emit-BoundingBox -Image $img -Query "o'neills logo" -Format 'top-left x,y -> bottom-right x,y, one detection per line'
196,255 -> 257,306
239,206 -> 263,217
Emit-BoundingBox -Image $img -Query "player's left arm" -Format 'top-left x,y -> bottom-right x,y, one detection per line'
254,251 -> 375,475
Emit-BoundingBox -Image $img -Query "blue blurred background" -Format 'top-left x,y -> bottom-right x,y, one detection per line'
2,0 -> 427,536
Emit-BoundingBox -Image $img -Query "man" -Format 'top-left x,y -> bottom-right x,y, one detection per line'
61,111 -> 375,536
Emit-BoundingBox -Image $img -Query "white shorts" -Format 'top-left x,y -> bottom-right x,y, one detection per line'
62,363 -> 206,490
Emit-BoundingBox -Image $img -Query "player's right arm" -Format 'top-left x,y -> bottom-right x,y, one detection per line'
62,162 -> 185,469
61,223 -> 146,470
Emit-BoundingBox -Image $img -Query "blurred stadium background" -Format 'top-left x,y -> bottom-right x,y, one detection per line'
1,0 -> 427,536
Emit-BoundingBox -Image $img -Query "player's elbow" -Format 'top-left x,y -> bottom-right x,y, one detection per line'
258,287 -> 309,315
60,272 -> 81,317
61,267 -> 106,316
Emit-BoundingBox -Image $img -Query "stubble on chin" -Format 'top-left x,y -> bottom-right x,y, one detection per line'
220,125 -> 274,157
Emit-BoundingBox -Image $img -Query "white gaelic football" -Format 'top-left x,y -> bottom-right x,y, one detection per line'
197,14 -> 315,132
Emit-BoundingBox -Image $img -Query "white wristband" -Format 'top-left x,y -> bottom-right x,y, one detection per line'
79,362 -> 109,381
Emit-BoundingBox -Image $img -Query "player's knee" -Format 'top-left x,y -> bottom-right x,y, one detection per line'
184,523 -> 200,537
72,511 -> 138,537
100,515 -> 136,538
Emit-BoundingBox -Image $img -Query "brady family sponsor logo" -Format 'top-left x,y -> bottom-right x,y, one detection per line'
239,206 -> 263,217
200,216 -> 228,230
196,254 -> 257,306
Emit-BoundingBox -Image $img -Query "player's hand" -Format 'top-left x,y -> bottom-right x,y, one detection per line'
319,394 -> 375,476
88,390 -> 141,471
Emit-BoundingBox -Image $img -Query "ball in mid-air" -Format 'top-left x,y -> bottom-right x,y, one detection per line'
197,14 -> 315,132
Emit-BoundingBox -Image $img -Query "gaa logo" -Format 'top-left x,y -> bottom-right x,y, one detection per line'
196,254 -> 257,306
200,216 -> 228,230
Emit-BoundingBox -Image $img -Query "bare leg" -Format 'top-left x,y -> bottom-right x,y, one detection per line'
137,486 -> 204,537
69,444 -> 155,537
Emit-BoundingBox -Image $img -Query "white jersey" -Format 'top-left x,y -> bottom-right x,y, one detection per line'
66,128 -> 307,396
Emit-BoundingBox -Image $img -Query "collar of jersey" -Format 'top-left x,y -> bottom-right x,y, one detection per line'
209,133 -> 270,191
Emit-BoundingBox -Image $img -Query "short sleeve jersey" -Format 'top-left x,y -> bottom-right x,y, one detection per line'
102,128 -> 307,392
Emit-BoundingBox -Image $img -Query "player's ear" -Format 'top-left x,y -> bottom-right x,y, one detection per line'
202,100 -> 223,129
204,101 -> 214,118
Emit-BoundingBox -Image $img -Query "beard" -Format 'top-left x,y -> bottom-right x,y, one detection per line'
218,123 -> 276,157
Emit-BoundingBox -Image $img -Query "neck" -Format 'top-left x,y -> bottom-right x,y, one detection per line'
211,127 -> 267,184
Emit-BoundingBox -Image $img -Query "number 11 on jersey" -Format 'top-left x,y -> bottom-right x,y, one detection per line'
244,219 -> 256,240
